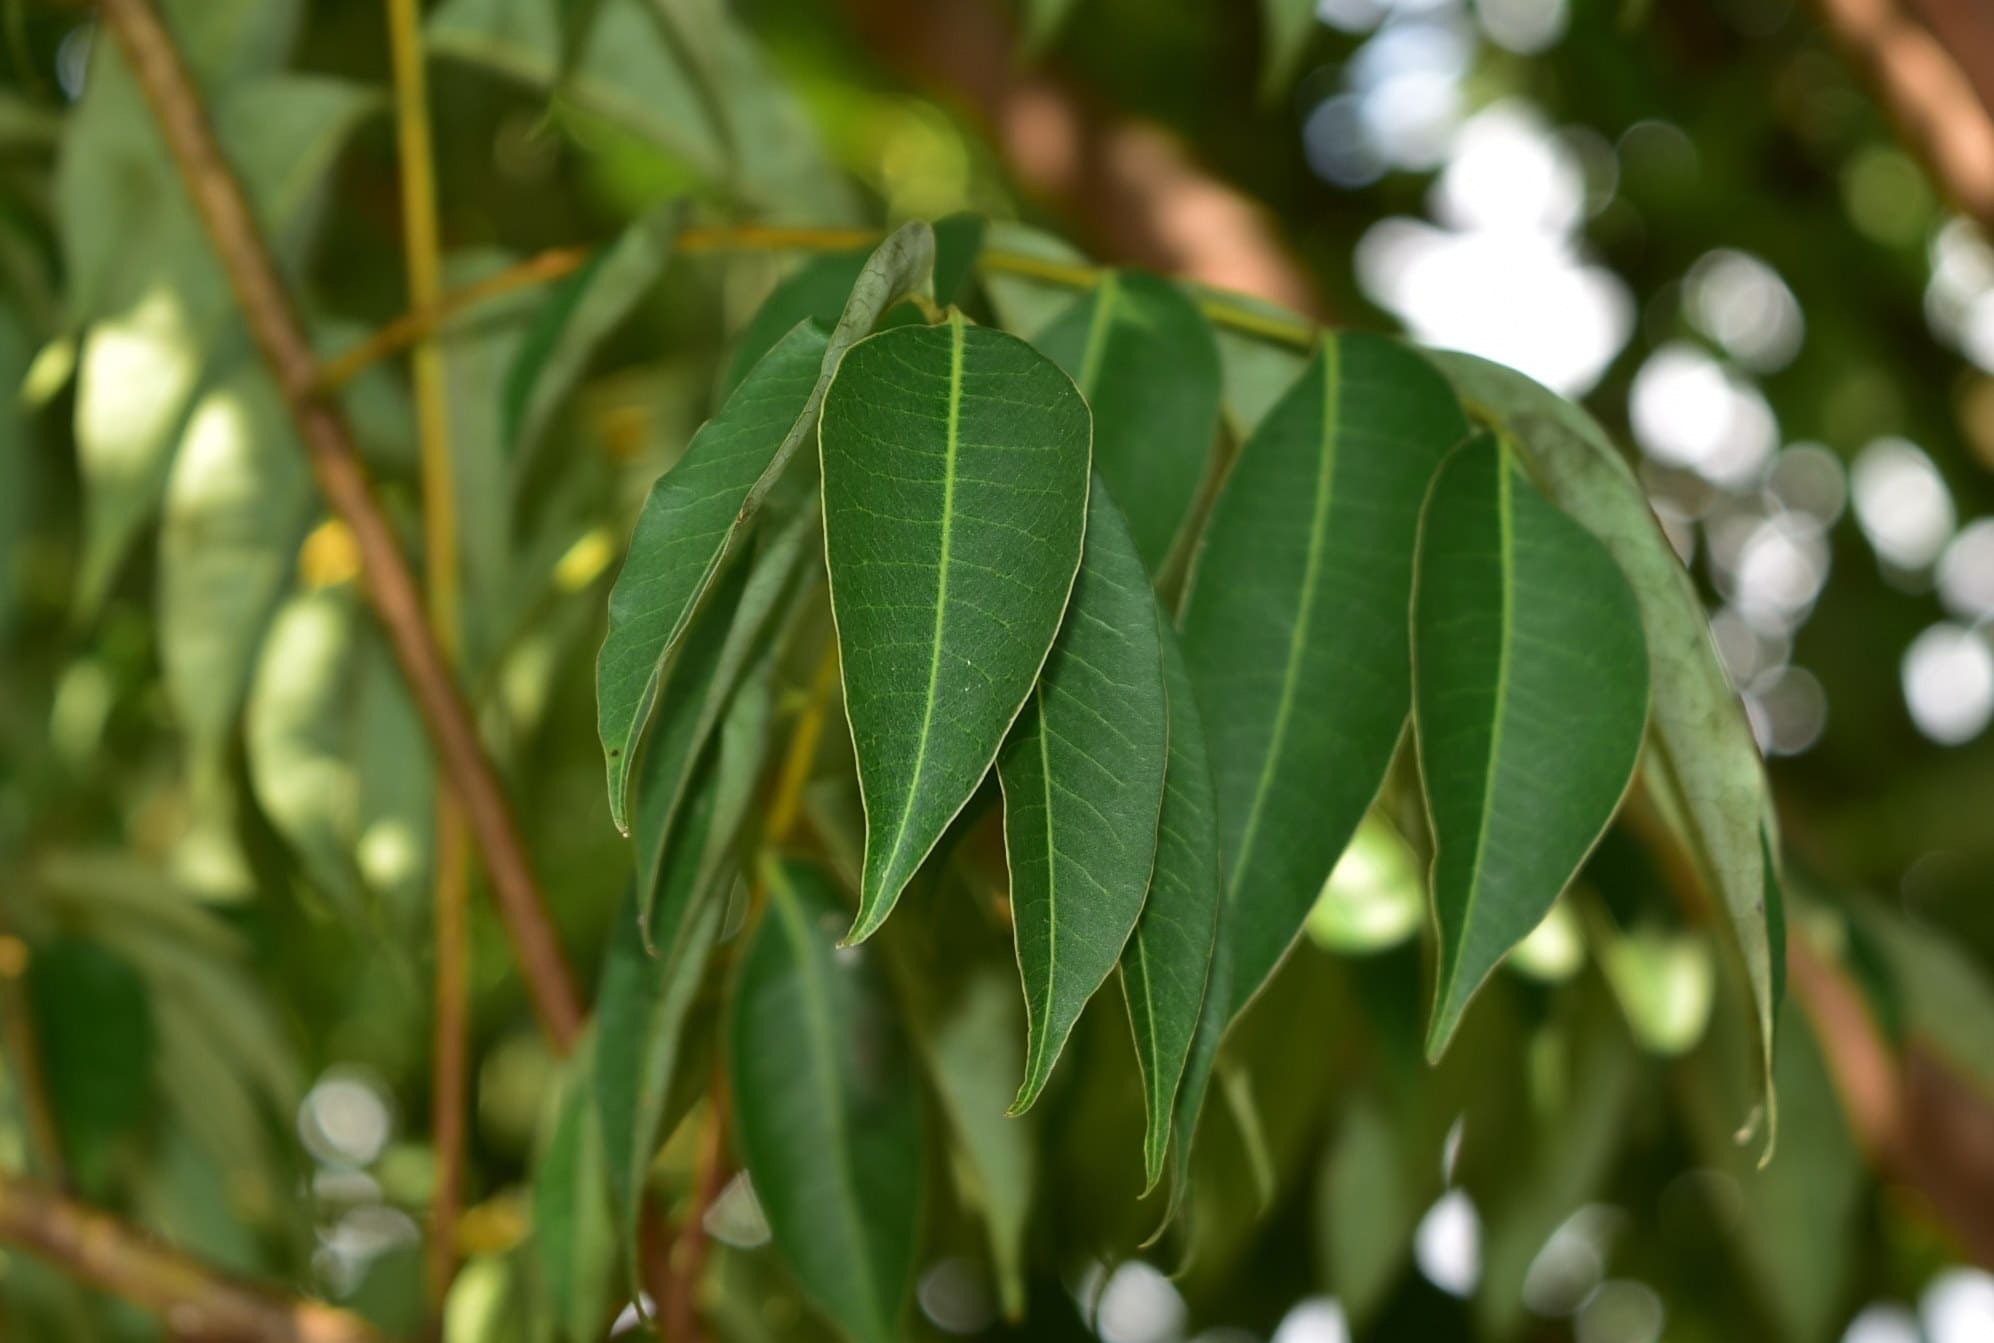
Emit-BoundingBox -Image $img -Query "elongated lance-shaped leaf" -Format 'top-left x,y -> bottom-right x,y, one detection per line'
999,483 -> 1168,1113
1431,351 -> 1783,1135
1180,333 -> 1469,1023
1413,435 -> 1649,1056
629,499 -> 819,934
1119,612 -> 1221,1190
731,858 -> 924,1343
534,1052 -> 613,1343
598,221 -> 936,827
823,313 -> 1092,944
1033,271 -> 1221,572
505,201 -> 681,474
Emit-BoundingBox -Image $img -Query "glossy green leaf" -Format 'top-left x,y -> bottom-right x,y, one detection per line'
159,363 -> 314,764
1413,435 -> 1649,1057
600,221 -> 935,828
1000,484 -> 1168,1112
534,1059 -> 613,1343
1118,613 -> 1220,1189
504,202 -> 681,473
1432,351 -> 1782,1126
1033,272 -> 1221,571
824,313 -> 1093,944
1180,333 -> 1469,1023
731,859 -> 923,1343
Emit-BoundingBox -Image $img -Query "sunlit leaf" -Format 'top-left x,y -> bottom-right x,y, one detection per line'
731,859 -> 923,1343
1181,333 -> 1468,1025
1000,484 -> 1167,1112
1413,435 -> 1648,1056
505,202 -> 682,475
1118,613 -> 1220,1189
1033,271 -> 1221,571
823,313 -> 1092,943
1433,351 -> 1783,1128
600,221 -> 936,828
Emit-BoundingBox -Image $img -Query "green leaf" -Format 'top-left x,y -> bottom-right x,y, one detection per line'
1432,352 -> 1782,1127
1119,615 -> 1221,1190
159,362 -> 315,764
594,872 -> 726,1274
999,484 -> 1168,1113
1033,272 -> 1221,571
1180,333 -> 1468,1023
630,500 -> 818,935
534,1058 -> 613,1343
504,202 -> 682,475
823,312 -> 1093,944
1257,0 -> 1318,102
979,222 -> 1091,337
731,859 -> 924,1343
930,212 -> 989,308
723,249 -> 867,396
1413,435 -> 1649,1056
599,220 -> 936,828
1022,0 -> 1081,55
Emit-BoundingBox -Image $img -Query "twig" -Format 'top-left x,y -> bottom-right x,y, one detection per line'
1813,0 -> 1994,236
380,0 -> 474,1302
95,0 -> 584,1052
316,227 -> 1319,393
0,1170 -> 381,1343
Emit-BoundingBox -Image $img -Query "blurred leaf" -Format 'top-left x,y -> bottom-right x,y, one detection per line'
722,251 -> 866,396
979,221 -> 1089,337
1199,290 -> 1309,440
534,1057 -> 614,1343
731,859 -> 924,1343
1180,334 -> 1467,1025
159,362 -> 314,764
1001,483 -> 1167,1113
1413,435 -> 1648,1056
1021,0 -> 1080,56
824,314 -> 1091,944
1257,0 -> 1317,103
1849,898 -> 1994,1097
929,212 -> 987,307
1032,271 -> 1221,571
1436,352 -> 1783,1134
1315,1095 -> 1422,1328
27,938 -> 153,1194
1119,613 -> 1220,1190
504,202 -> 682,477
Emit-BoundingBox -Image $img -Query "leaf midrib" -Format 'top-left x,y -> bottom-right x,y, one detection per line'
879,313 -> 966,895
1222,343 -> 1340,918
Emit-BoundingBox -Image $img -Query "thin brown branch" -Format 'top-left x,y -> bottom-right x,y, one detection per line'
0,1171 -> 380,1343
1814,0 -> 1994,236
95,0 -> 584,1053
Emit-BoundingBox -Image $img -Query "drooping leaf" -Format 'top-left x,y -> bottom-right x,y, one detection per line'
504,202 -> 682,475
1413,435 -> 1649,1056
594,868 -> 727,1274
823,312 -> 1093,944
1157,909 -> 1232,1225
629,501 -> 818,935
533,1057 -> 613,1343
1000,484 -> 1168,1113
599,220 -> 936,826
1431,351 -> 1782,1126
159,362 -> 315,765
1119,614 -> 1221,1190
1180,333 -> 1468,1024
1033,271 -> 1221,571
730,859 -> 924,1343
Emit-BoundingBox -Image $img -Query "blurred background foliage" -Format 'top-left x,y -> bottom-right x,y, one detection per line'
2,0 -> 1993,1341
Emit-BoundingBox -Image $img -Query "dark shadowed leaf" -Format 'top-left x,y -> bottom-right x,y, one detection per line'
730,859 -> 923,1343
823,313 -> 1092,944
1180,333 -> 1468,1025
1033,271 -> 1221,571
1413,435 -> 1648,1056
1119,614 -> 1221,1190
1000,484 -> 1168,1113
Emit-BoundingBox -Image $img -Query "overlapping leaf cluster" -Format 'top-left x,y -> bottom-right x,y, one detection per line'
588,218 -> 1785,1340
